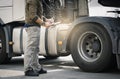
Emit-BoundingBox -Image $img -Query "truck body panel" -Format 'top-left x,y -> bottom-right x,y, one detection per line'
12,24 -> 70,56
88,0 -> 120,17
0,0 -> 25,23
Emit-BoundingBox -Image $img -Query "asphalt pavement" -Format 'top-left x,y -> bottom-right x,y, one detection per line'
0,55 -> 120,79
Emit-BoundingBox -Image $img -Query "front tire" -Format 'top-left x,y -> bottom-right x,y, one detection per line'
70,23 -> 114,72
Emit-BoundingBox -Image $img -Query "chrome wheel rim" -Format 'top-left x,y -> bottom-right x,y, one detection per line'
78,31 -> 103,62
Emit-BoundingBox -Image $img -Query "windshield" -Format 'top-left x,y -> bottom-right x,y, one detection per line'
98,0 -> 120,7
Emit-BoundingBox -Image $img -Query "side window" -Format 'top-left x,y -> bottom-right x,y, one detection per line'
98,0 -> 120,7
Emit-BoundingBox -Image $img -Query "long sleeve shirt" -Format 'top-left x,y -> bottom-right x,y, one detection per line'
25,0 -> 43,26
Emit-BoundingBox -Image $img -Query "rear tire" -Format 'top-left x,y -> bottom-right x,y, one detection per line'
0,28 -> 11,64
70,23 -> 114,72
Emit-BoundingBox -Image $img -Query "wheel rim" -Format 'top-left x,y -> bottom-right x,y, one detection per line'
78,31 -> 103,62
0,39 -> 2,54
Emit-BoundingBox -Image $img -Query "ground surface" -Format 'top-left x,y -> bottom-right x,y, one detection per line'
0,55 -> 120,79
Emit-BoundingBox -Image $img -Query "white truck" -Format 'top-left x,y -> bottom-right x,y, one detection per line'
0,0 -> 120,72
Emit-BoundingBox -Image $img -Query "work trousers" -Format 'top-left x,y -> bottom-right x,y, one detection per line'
24,26 -> 41,72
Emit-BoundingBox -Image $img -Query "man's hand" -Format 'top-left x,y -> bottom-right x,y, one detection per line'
45,18 -> 54,24
44,17 -> 54,28
44,21 -> 53,28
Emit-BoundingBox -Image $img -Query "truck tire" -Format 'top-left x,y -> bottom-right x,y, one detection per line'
0,28 -> 11,64
70,23 -> 114,72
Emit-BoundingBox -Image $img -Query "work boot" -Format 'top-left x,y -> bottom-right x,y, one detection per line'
38,68 -> 47,74
25,69 -> 39,76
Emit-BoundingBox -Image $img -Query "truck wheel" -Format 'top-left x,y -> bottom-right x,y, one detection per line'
0,28 -> 11,64
70,23 -> 114,72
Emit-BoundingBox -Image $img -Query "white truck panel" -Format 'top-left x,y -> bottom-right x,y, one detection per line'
0,7 -> 12,23
13,27 -> 46,55
22,28 -> 27,53
13,27 -> 27,54
47,24 -> 70,55
13,0 -> 25,21
88,0 -> 120,17
0,0 -> 25,23
0,0 -> 12,6
13,27 -> 21,53
47,26 -> 58,55
39,24 -> 70,56
0,0 -> 13,23
39,27 -> 47,55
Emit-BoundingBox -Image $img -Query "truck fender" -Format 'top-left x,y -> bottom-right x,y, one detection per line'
3,25 -> 13,57
0,18 -> 11,57
0,18 -> 4,26
0,19 -> 9,56
66,17 -> 119,54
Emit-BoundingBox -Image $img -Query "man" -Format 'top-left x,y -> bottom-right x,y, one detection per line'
24,0 -> 53,76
